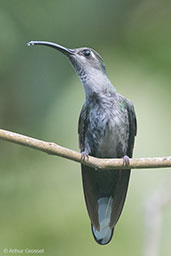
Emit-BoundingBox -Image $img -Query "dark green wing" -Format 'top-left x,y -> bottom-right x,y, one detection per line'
126,101 -> 137,157
78,105 -> 100,229
78,103 -> 89,152
109,100 -> 137,228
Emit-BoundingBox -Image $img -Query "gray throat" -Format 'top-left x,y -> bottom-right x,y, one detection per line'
79,69 -> 116,101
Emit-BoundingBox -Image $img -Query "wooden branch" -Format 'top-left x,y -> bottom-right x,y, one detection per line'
0,128 -> 171,170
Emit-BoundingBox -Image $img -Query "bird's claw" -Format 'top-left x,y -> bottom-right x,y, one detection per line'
123,155 -> 130,166
81,151 -> 89,161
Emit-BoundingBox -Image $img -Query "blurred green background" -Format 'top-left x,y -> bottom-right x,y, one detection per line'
0,0 -> 171,255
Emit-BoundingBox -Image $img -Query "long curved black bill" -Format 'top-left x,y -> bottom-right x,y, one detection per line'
27,41 -> 74,56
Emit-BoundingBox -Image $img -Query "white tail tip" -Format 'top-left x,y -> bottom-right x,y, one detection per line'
92,197 -> 114,245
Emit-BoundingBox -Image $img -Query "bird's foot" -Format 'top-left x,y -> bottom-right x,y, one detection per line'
123,155 -> 130,166
81,151 -> 89,161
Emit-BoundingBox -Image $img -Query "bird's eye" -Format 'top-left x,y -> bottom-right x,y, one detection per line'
82,49 -> 91,57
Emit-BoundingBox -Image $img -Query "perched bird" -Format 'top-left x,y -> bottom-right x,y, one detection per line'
27,41 -> 137,245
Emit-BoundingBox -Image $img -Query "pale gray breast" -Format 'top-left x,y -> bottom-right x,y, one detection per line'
95,105 -> 129,158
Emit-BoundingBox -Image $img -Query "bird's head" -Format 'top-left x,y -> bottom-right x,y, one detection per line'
27,41 -> 106,81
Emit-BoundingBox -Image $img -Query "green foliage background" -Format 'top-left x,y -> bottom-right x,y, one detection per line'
0,0 -> 171,255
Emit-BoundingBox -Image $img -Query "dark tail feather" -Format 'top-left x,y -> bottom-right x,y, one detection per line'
110,170 -> 130,228
81,165 -> 130,245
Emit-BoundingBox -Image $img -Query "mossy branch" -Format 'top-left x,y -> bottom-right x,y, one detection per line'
0,128 -> 171,170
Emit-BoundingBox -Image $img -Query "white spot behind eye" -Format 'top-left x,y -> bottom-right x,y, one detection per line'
91,51 -> 95,58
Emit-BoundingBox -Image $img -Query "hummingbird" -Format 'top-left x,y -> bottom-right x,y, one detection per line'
27,40 -> 137,245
